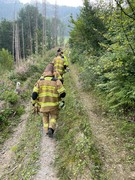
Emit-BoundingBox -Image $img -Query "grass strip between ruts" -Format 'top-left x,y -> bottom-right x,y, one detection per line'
55,72 -> 103,179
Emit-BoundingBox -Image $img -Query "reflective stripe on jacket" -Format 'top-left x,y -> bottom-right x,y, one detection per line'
63,55 -> 68,66
52,56 -> 65,75
32,76 -> 65,112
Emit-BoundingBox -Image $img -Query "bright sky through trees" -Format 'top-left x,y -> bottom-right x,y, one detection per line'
19,0 -> 84,7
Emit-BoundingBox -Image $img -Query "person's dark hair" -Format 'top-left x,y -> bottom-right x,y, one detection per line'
57,48 -> 62,52
57,49 -> 61,52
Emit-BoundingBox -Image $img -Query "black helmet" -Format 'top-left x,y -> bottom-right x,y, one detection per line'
57,48 -> 62,52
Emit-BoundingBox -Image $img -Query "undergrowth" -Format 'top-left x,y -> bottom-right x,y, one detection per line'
75,62 -> 135,166
0,50 -> 56,145
55,73 -> 103,179
1,49 -> 56,178
0,79 -> 25,144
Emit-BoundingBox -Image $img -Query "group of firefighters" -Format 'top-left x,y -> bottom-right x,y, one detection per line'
31,48 -> 69,138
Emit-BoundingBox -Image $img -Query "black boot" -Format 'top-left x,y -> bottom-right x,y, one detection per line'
48,128 -> 54,138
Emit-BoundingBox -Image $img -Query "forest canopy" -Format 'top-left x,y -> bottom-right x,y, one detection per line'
69,0 -> 135,114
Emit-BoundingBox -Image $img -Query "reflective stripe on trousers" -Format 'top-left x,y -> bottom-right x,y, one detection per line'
42,110 -> 58,133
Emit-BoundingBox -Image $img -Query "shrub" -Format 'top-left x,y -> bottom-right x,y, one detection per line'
2,91 -> 18,104
16,105 -> 25,116
0,107 -> 13,126
0,48 -> 13,72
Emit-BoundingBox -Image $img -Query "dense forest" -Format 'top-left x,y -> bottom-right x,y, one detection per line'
0,0 -> 80,21
0,0 -> 80,36
0,1 -> 80,61
0,6 -> 66,62
69,0 -> 135,116
0,0 -> 135,179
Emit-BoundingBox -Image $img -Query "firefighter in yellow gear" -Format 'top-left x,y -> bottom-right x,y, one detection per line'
57,48 -> 70,73
61,52 -> 69,68
52,49 -> 68,83
42,63 -> 62,82
32,63 -> 66,138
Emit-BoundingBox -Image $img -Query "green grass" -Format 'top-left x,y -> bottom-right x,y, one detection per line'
0,105 -> 25,144
0,50 -> 56,145
113,117 -> 135,164
0,49 -> 58,178
55,73 -> 103,179
75,61 -> 135,166
1,114 -> 42,180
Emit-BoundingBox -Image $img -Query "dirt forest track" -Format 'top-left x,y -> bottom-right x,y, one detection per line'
0,104 -> 30,178
0,104 -> 59,180
34,131 -> 58,180
70,65 -> 135,180
0,63 -> 135,180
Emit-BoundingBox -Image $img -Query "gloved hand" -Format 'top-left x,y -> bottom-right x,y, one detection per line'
31,99 -> 36,106
65,67 -> 70,72
59,101 -> 65,109
32,105 -> 40,114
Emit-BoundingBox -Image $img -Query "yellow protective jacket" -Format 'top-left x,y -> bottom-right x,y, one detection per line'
32,76 -> 66,112
52,55 -> 65,76
63,55 -> 68,67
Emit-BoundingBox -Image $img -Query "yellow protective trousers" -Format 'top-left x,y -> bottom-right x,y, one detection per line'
42,109 -> 58,133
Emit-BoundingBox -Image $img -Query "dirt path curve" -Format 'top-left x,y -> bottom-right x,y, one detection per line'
0,103 -> 30,178
0,100 -> 57,180
34,131 -> 58,180
70,65 -> 135,180
0,102 -> 58,180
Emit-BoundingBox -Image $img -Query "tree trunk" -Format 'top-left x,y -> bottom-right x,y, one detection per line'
22,23 -> 25,59
15,23 -> 20,65
42,0 -> 46,55
54,0 -> 58,47
28,11 -> 33,56
12,21 -> 15,62
35,0 -> 38,55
